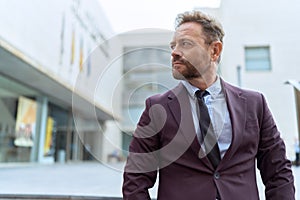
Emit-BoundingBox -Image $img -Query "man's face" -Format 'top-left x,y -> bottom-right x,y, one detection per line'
170,22 -> 212,80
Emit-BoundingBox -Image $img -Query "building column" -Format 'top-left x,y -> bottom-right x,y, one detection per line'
294,88 -> 300,142
30,96 -> 48,162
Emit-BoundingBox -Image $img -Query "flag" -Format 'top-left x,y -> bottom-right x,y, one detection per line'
70,27 -> 75,65
87,45 -> 91,77
59,13 -> 65,65
79,36 -> 84,72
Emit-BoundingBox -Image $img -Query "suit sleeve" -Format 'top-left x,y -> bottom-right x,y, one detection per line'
122,97 -> 160,200
256,94 -> 295,200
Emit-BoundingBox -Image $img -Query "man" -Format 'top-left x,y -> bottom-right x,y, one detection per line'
122,10 -> 295,200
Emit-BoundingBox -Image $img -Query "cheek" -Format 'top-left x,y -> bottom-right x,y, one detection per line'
185,48 -> 210,67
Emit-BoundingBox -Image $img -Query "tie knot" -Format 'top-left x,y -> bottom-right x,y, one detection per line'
195,90 -> 209,99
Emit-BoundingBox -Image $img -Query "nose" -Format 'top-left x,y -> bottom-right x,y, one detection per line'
171,46 -> 183,59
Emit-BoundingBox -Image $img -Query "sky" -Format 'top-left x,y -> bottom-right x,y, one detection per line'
98,0 -> 221,34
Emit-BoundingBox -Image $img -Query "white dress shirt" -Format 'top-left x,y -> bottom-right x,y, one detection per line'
182,77 -> 232,159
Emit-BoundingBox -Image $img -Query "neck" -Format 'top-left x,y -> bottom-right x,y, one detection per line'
188,74 -> 217,90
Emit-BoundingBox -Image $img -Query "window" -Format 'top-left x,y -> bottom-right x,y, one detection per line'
245,46 -> 271,71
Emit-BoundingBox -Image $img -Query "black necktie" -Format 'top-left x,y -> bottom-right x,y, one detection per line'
196,90 -> 221,169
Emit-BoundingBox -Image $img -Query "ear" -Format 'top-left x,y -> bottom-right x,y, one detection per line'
210,41 -> 223,62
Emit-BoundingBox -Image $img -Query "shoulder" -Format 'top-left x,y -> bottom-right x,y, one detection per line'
221,79 -> 269,113
221,79 -> 263,99
146,83 -> 185,104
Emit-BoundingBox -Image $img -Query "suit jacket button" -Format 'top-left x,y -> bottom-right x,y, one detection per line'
214,172 -> 220,180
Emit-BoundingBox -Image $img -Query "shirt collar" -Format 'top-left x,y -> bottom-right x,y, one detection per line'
182,76 -> 222,99
207,76 -> 222,98
182,80 -> 198,99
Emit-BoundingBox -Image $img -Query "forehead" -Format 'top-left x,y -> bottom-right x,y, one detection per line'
173,22 -> 203,39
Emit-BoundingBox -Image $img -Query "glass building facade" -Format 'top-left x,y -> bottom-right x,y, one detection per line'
0,75 -> 81,163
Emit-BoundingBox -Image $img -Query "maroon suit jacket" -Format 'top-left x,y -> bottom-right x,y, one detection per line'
123,79 -> 295,200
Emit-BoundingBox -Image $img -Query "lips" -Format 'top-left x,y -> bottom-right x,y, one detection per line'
173,61 -> 184,65
172,63 -> 184,71
172,59 -> 186,66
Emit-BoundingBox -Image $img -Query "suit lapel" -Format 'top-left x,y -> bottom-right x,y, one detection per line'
167,83 -> 211,168
220,80 -> 247,165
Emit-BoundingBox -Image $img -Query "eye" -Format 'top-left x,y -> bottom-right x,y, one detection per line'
170,43 -> 175,50
182,41 -> 193,48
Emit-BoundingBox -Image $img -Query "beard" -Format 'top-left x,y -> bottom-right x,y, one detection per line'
172,58 -> 201,80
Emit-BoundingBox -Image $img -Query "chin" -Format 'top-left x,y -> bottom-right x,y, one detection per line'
172,70 -> 185,80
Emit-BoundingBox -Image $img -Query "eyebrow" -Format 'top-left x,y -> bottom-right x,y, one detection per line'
170,38 -> 194,44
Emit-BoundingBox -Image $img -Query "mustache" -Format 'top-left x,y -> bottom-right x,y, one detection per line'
172,57 -> 190,65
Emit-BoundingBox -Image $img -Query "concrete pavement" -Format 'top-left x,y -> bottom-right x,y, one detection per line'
0,162 -> 125,198
0,161 -> 298,199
